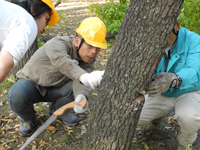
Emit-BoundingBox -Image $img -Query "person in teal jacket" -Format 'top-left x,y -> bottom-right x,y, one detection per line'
137,20 -> 200,150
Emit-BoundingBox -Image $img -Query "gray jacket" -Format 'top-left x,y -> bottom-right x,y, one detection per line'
16,36 -> 94,98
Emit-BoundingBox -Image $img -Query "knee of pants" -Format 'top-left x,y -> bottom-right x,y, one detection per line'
176,110 -> 200,132
8,84 -> 30,113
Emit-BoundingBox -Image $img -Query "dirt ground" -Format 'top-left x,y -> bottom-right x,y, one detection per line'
1,1 -> 200,150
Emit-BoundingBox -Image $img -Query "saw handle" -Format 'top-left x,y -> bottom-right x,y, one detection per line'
53,99 -> 87,116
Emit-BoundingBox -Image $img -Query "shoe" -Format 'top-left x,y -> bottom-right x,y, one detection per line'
19,120 -> 35,137
177,142 -> 193,150
57,112 -> 80,126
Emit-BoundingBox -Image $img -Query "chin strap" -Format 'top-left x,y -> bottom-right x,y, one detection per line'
76,38 -> 84,58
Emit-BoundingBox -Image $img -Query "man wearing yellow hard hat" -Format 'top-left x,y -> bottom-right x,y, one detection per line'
0,0 -> 59,84
8,17 -> 107,137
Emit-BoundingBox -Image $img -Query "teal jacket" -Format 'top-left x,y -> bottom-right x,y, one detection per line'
156,27 -> 200,97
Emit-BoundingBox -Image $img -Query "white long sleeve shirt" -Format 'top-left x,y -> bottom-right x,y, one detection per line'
0,0 -> 37,66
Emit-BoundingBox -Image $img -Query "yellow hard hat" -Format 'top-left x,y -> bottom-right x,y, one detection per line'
76,17 -> 107,49
41,0 -> 59,26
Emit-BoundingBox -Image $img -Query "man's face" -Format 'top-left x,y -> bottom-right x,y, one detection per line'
166,21 -> 180,48
34,11 -> 51,38
74,37 -> 101,63
166,31 -> 176,48
79,41 -> 101,63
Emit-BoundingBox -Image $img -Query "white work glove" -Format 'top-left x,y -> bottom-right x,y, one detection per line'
79,70 -> 104,89
146,72 -> 178,97
73,94 -> 88,113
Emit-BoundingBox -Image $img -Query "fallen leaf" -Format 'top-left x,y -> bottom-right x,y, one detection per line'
55,119 -> 62,124
80,125 -> 87,134
0,145 -> 5,150
34,106 -> 43,112
49,137 -> 52,141
11,132 -> 20,139
31,145 -> 37,150
39,140 -> 48,145
93,93 -> 98,96
67,130 -> 73,135
46,126 -> 55,131
0,101 -> 3,106
3,90 -> 7,94
2,124 -> 12,130
1,119 -> 13,123
46,125 -> 56,133
144,144 -> 149,150
100,61 -> 107,66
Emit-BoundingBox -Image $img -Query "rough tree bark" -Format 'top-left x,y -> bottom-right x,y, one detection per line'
82,0 -> 184,150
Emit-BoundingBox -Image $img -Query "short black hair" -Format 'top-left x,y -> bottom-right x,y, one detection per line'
10,0 -> 51,19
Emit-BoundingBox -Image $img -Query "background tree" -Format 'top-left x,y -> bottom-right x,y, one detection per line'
82,0 -> 184,150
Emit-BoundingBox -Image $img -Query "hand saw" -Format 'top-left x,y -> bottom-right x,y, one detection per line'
19,99 -> 87,150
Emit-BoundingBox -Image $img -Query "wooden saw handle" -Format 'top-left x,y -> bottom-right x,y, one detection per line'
53,99 -> 87,116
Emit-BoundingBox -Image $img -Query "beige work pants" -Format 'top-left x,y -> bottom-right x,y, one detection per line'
137,91 -> 200,146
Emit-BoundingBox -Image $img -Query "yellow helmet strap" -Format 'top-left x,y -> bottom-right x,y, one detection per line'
76,38 -> 84,58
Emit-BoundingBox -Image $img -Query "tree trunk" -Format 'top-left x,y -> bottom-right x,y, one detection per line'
82,0 -> 184,150
9,39 -> 38,76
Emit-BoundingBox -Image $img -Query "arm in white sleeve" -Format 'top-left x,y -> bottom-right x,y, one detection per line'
1,14 -> 37,66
